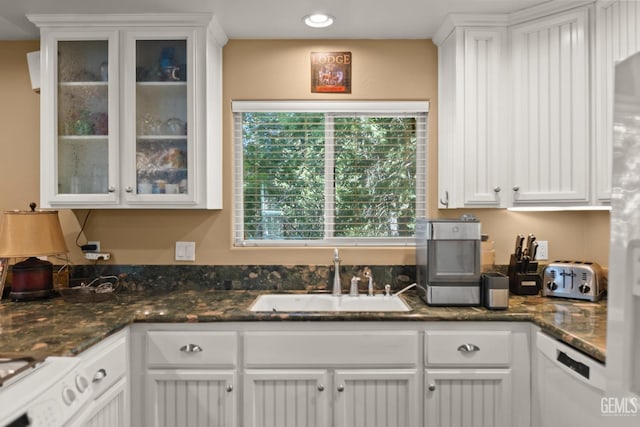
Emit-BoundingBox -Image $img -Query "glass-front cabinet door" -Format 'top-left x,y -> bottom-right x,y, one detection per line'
44,31 -> 119,205
31,14 -> 218,209
124,31 -> 197,206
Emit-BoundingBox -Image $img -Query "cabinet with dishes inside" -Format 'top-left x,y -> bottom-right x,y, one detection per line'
28,14 -> 225,209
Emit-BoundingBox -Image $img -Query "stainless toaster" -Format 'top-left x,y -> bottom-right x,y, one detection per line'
542,261 -> 607,301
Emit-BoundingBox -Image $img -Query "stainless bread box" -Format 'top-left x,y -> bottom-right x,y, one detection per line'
542,261 -> 607,302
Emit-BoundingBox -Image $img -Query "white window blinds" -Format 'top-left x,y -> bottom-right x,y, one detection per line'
233,101 -> 428,246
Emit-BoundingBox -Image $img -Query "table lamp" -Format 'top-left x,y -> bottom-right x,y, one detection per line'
0,202 -> 68,301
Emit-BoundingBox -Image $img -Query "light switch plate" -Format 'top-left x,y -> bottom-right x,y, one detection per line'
175,241 -> 196,261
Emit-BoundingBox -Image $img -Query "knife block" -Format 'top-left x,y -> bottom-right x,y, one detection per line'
508,254 -> 542,295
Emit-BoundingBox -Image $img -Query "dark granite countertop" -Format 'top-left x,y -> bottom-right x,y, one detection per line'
0,290 -> 607,363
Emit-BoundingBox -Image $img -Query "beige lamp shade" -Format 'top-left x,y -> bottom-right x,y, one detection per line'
0,208 -> 68,258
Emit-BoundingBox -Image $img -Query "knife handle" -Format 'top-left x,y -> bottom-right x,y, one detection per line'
531,241 -> 539,261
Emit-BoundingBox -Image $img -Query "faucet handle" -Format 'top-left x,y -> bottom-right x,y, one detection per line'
384,284 -> 392,296
350,277 -> 361,296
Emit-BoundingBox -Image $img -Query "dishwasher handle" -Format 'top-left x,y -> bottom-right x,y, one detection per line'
557,351 -> 590,380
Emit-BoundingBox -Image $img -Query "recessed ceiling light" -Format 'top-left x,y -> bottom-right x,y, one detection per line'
304,13 -> 335,28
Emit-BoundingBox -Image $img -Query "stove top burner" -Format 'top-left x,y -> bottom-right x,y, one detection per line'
0,358 -> 38,388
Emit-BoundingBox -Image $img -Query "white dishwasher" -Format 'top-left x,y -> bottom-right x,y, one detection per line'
534,330 -> 606,427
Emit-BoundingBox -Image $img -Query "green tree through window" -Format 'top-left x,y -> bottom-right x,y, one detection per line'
234,102 -> 428,246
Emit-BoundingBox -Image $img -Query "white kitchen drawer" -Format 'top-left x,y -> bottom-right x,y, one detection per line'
425,330 -> 511,366
146,331 -> 237,368
245,331 -> 418,367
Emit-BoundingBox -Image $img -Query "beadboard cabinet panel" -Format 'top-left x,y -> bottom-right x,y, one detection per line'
437,26 -> 508,208
79,377 -> 128,427
333,370 -> 418,427
243,370 -> 330,427
146,371 -> 236,427
424,369 -> 512,427
510,7 -> 590,204
595,0 -> 640,203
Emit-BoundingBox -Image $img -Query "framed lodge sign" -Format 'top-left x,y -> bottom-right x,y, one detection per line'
311,51 -> 352,93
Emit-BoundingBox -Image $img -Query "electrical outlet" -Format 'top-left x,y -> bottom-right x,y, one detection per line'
536,240 -> 549,260
87,241 -> 100,252
85,252 -> 111,261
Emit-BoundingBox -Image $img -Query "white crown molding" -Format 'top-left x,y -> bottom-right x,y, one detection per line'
433,13 -> 508,45
27,13 -> 214,29
508,0 -> 594,26
208,15 -> 228,46
433,1 -> 597,45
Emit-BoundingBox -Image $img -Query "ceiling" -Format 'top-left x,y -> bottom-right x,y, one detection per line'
1,0 -> 559,41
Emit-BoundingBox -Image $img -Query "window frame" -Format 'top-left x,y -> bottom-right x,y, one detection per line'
232,100 -> 429,247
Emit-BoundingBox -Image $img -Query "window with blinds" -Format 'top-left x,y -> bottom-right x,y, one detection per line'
232,101 -> 428,246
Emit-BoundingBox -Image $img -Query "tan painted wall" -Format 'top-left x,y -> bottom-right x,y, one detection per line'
0,39 -> 611,267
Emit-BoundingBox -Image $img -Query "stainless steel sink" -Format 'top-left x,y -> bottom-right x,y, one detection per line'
249,293 -> 411,312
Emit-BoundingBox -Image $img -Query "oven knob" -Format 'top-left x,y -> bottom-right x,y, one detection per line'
62,387 -> 77,405
76,375 -> 89,393
579,284 -> 591,294
547,281 -> 558,291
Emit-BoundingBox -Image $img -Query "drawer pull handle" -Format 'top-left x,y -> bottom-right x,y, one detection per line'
92,369 -> 107,383
428,383 -> 436,391
180,344 -> 203,353
457,343 -> 480,352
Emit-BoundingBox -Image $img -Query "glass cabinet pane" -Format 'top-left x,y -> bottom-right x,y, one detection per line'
135,39 -> 188,195
57,40 -> 110,194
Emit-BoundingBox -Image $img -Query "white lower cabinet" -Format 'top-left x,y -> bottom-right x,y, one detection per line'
244,369 -> 329,427
334,370 -> 418,427
130,327 -> 239,427
130,322 -> 530,427
424,369 -> 512,427
243,329 -> 419,427
146,370 -> 236,427
424,325 -> 530,427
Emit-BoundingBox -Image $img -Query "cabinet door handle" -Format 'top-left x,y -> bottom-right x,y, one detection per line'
226,384 -> 233,393
494,186 -> 501,193
337,384 -> 345,392
125,186 -> 133,193
317,384 -> 325,392
440,190 -> 449,207
107,186 -> 116,193
180,344 -> 203,353
512,185 -> 520,192
428,383 -> 436,391
457,343 -> 480,352
92,368 -> 107,383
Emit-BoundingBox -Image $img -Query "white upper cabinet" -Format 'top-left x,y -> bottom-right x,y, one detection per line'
435,20 -> 508,209
435,3 -> 632,209
510,7 -> 591,205
594,1 -> 640,203
28,14 -> 225,209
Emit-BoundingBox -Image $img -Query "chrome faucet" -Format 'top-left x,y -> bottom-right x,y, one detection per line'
364,269 -> 374,296
332,248 -> 342,296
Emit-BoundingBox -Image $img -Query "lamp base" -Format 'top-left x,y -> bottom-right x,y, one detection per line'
9,257 -> 53,301
9,289 -> 52,301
